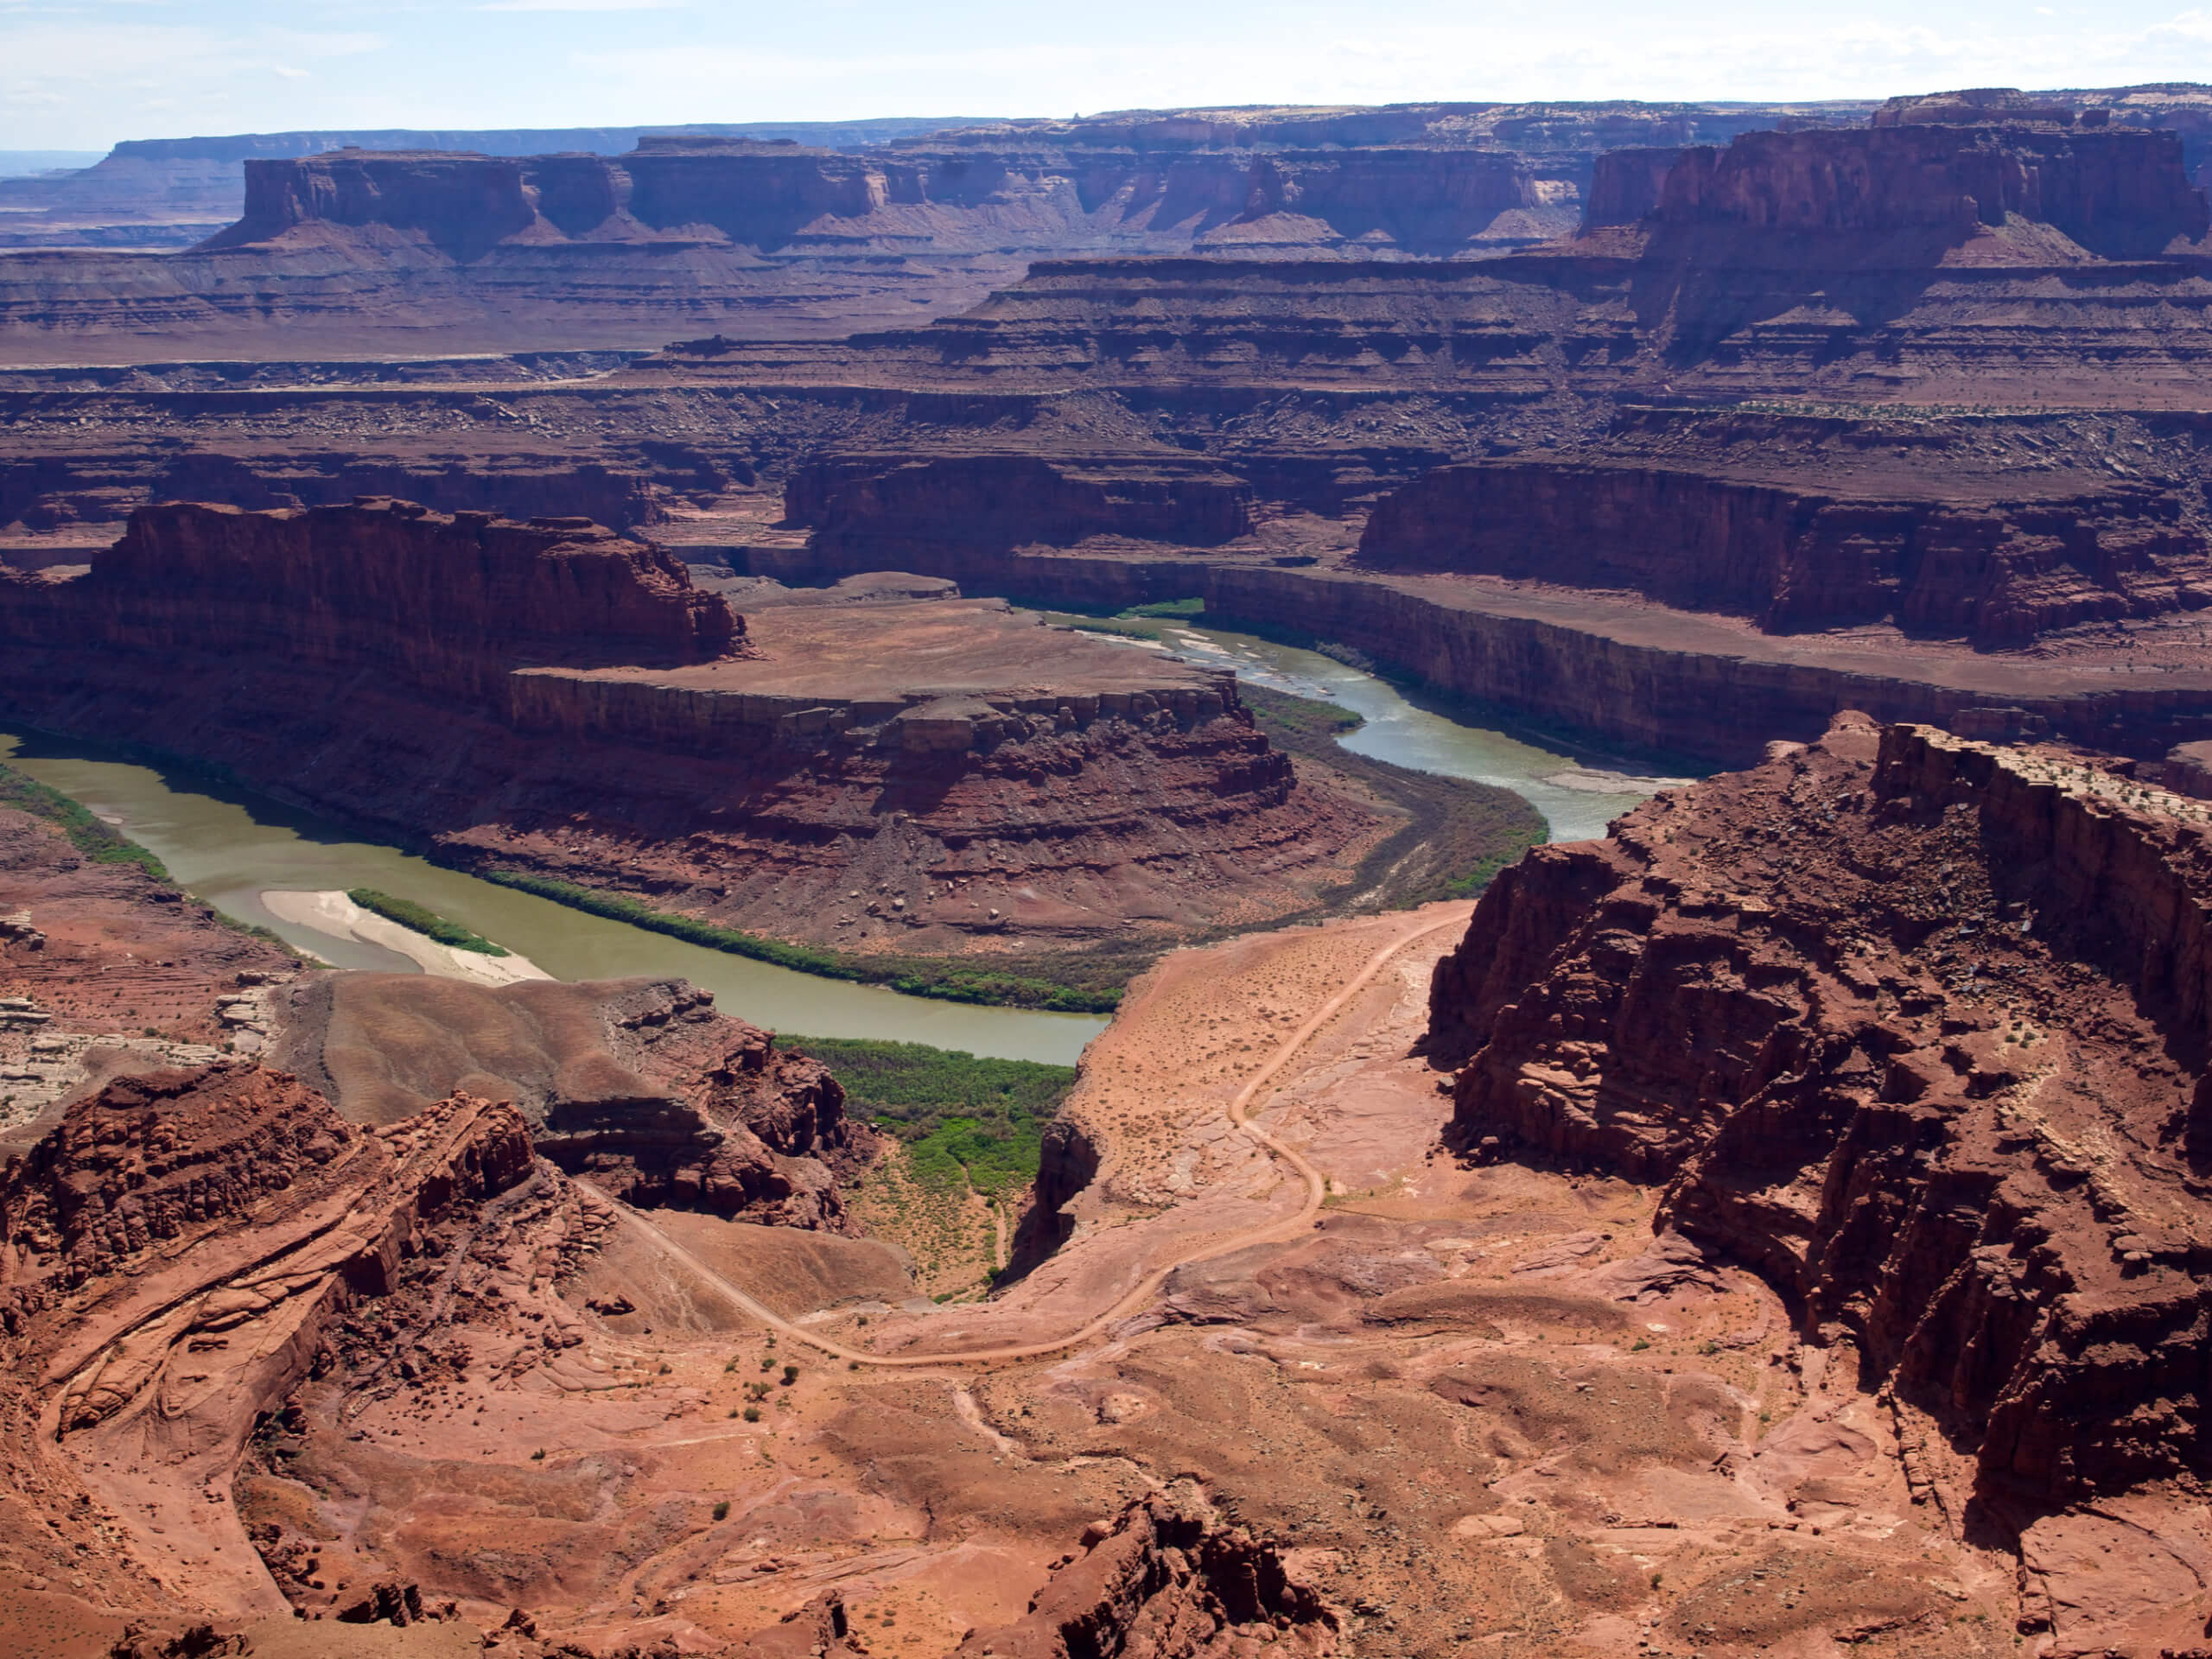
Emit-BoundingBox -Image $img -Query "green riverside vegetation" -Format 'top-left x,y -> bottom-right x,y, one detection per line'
1237,682 -> 1546,909
785,1034 -> 1077,1196
0,760 -> 171,880
0,760 -> 321,961
346,888 -> 510,956
474,870 -> 1121,1012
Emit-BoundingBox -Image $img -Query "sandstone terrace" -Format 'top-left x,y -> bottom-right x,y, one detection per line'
0,498 -> 1544,1007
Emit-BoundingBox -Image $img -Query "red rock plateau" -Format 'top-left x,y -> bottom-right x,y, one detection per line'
0,497 -> 1394,962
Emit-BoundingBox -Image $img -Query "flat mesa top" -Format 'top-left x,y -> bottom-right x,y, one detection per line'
572,598 -> 1224,701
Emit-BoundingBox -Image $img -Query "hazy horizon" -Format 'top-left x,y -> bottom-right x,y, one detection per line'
3,0 -> 2210,151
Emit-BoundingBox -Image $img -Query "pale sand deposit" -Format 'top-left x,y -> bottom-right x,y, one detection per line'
259,889 -> 551,986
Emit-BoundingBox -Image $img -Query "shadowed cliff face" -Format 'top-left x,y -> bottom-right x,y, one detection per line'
199,137 -> 1563,264
60,498 -> 742,698
1651,123 -> 2209,258
1428,715 -> 2212,1534
1358,460 -> 2212,645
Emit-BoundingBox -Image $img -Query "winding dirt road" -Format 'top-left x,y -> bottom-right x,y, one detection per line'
588,907 -> 1467,1370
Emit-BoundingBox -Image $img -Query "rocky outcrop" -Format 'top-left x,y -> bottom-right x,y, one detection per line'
277,973 -> 857,1229
0,1063 -> 537,1615
73,499 -> 741,696
1357,460 -> 2212,645
1005,1116 -> 1103,1278
951,1489 -> 1337,1658
1429,714 -> 2212,1529
788,453 -> 1255,561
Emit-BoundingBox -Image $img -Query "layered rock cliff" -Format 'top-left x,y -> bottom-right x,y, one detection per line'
1649,122 -> 2209,258
201,137 -> 1565,264
74,498 -> 741,697
1429,715 -> 2212,1538
0,499 -> 1381,959
1357,459 -> 2212,645
788,452 -> 1255,562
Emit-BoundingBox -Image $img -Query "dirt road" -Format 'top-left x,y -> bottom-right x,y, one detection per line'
591,906 -> 1470,1368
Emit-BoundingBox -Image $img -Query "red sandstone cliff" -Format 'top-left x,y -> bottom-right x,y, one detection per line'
1357,459 -> 2212,645
1580,146 -> 1681,228
1648,122 -> 2209,259
1427,715 -> 2212,1601
76,498 -> 741,696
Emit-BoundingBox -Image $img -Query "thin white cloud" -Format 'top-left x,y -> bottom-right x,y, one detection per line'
3,0 -> 2209,149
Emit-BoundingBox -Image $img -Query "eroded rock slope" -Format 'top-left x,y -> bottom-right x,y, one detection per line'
1430,712 -> 2212,1649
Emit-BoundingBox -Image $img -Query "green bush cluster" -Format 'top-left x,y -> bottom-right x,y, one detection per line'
785,1034 -> 1076,1196
0,760 -> 327,962
476,871 -> 1119,1012
346,888 -> 510,956
0,761 -> 172,880
1236,683 -> 1363,741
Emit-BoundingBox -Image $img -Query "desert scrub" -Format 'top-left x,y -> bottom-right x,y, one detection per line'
785,1034 -> 1075,1197
476,871 -> 1117,1011
346,888 -> 509,956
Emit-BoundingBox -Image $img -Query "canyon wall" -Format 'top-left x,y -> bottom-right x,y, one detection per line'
201,137 -> 1567,262
1427,715 -> 2212,1523
1357,460 -> 2212,645
1650,123 -> 2209,257
35,499 -> 741,700
0,500 -> 1374,957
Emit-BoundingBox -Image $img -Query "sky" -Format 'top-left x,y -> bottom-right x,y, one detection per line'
3,0 -> 2211,151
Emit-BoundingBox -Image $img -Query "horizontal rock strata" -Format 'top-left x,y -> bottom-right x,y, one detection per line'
0,499 -> 1375,950
1357,459 -> 2212,645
